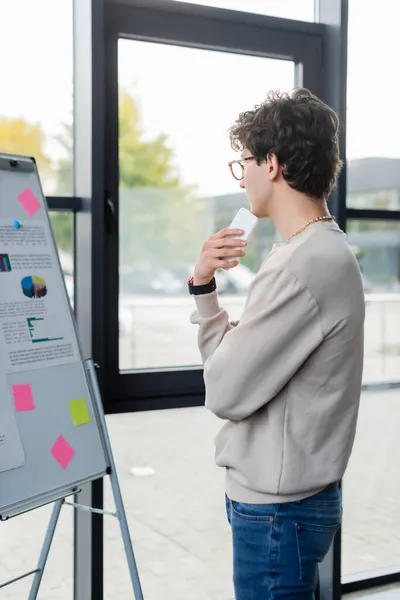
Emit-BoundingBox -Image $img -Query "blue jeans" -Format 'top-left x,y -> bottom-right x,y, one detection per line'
225,482 -> 341,600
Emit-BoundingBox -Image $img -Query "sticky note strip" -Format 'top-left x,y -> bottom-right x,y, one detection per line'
12,384 -> 35,411
51,435 -> 75,470
17,187 -> 41,217
69,398 -> 90,426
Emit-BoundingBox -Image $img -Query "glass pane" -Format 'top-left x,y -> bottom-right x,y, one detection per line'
347,220 -> 400,385
347,0 -> 400,210
0,1 -> 74,195
171,0 -> 316,22
49,212 -> 74,309
342,389 -> 400,578
104,408 -> 234,600
118,40 -> 293,371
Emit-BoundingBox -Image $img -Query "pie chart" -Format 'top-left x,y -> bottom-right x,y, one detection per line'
21,275 -> 48,299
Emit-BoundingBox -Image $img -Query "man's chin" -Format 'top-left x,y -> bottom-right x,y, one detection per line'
247,195 -> 270,218
249,206 -> 269,219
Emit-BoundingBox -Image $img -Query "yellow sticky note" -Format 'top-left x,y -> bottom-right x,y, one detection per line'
69,398 -> 90,426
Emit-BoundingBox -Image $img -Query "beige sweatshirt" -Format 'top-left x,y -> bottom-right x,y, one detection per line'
191,221 -> 365,504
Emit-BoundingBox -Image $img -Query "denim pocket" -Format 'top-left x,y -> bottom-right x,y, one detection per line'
295,521 -> 340,582
231,500 -> 276,522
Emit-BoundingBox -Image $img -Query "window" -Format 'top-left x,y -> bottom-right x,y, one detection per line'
346,0 -> 400,210
171,0 -> 317,22
118,39 -> 293,371
342,389 -> 400,578
49,212 -> 74,308
0,1 -> 74,196
348,186 -> 400,212
342,1 -> 400,586
347,220 -> 400,385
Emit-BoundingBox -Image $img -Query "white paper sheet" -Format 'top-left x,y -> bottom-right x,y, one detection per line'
0,219 -> 80,372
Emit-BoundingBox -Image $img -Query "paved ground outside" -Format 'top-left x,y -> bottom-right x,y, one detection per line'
1,389 -> 400,599
119,295 -> 400,386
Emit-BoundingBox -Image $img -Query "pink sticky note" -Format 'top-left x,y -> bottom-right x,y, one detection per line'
50,435 -> 75,470
12,384 -> 35,411
17,187 -> 41,217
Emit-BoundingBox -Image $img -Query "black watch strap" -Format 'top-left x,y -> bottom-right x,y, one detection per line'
188,276 -> 217,295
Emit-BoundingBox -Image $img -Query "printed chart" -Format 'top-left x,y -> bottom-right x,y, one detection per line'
27,317 -> 63,344
0,254 -> 11,272
21,275 -> 47,299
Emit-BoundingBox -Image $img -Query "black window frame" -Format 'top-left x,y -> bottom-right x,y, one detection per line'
101,0 -> 327,412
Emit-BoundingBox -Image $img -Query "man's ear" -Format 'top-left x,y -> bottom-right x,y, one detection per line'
266,153 -> 280,180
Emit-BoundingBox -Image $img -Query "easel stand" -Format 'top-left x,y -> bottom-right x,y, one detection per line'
0,359 -> 144,600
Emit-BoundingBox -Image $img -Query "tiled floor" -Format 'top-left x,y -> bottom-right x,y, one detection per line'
1,390 -> 400,598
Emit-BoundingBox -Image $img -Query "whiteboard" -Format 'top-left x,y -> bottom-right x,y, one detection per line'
0,153 -> 108,519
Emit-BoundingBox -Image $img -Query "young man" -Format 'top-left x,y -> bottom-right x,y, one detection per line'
189,89 -> 365,599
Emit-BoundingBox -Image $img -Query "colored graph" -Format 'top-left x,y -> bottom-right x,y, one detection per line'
0,254 -> 11,272
21,275 -> 47,299
27,317 -> 63,343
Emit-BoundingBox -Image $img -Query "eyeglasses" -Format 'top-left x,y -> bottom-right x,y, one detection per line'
228,156 -> 255,181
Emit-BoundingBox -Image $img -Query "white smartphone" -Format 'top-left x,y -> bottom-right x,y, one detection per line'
229,207 -> 258,241
226,208 -> 258,262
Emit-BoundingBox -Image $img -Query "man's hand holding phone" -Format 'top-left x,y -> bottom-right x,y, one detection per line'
193,228 -> 246,286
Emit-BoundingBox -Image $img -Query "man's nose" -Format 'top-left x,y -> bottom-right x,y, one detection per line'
239,179 -> 245,189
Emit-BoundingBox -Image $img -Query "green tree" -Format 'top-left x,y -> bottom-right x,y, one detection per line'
119,92 -> 180,189
117,90 -> 204,272
0,117 -> 51,179
0,117 -> 73,255
48,212 -> 73,253
0,91 -> 204,274
52,88 -> 204,271
53,122 -> 73,195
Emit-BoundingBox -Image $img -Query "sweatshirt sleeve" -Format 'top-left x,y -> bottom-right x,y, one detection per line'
191,267 -> 324,421
190,290 -> 239,363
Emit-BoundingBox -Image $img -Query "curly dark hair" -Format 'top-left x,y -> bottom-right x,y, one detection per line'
229,88 -> 342,200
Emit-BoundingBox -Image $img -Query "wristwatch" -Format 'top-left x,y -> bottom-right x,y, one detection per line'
188,276 -> 217,295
